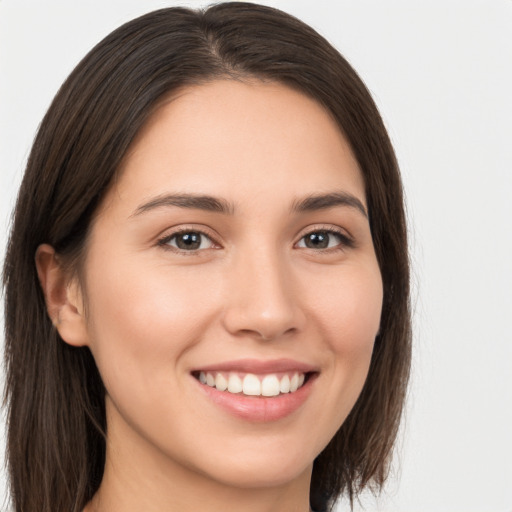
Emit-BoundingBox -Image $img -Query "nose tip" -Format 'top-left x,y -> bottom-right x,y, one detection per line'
221,255 -> 304,341
223,302 -> 300,342
235,310 -> 297,342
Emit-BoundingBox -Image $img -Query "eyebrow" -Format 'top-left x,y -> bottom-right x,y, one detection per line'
292,192 -> 368,218
132,191 -> 367,218
132,193 -> 235,217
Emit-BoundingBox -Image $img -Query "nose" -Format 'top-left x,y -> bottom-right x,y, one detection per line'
221,246 -> 305,341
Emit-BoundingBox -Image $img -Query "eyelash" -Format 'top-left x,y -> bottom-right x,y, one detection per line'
157,226 -> 354,255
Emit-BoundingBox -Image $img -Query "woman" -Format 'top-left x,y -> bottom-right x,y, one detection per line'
3,3 -> 411,512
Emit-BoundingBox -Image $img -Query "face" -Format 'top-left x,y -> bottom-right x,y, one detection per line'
76,80 -> 382,489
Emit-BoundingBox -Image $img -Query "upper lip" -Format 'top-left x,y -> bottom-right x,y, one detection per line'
192,358 -> 319,374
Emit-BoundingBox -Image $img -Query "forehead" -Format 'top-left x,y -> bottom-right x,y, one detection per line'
107,79 -> 365,215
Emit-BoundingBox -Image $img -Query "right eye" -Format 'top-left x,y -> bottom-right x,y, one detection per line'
158,230 -> 216,252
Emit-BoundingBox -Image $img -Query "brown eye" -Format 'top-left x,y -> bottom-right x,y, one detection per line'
163,231 -> 214,251
297,230 -> 349,250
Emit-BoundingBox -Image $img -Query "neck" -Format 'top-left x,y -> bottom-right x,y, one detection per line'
86,458 -> 312,512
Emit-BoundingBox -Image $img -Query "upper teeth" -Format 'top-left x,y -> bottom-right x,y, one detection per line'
198,371 -> 306,396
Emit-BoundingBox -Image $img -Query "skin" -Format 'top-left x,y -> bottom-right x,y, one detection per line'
37,80 -> 383,512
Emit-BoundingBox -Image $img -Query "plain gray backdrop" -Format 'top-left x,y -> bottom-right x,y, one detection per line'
1,1 -> 511,511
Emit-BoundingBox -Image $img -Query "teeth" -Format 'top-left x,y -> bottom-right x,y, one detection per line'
243,374 -> 261,395
290,373 -> 299,392
198,371 -> 307,397
206,373 -> 215,387
215,373 -> 228,391
261,375 -> 280,396
279,375 -> 290,393
227,373 -> 243,393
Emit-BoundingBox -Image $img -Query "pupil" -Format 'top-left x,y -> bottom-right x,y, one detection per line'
306,231 -> 328,249
177,232 -> 201,250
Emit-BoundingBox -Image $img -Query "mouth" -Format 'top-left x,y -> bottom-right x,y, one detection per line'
190,359 -> 319,422
192,370 -> 311,397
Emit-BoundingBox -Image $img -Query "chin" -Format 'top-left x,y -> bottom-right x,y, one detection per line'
203,456 -> 312,490
186,434 -> 318,489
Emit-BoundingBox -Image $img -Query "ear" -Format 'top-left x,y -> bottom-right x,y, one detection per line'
35,244 -> 89,347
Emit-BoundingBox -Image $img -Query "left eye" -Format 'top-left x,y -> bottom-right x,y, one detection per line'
296,230 -> 346,250
161,231 -> 215,251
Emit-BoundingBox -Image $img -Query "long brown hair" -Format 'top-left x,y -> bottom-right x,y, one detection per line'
3,3 -> 411,511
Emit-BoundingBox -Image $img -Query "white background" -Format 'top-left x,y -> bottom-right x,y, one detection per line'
1,1 -> 511,511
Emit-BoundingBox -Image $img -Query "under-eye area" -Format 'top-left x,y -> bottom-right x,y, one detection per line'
192,371 -> 317,397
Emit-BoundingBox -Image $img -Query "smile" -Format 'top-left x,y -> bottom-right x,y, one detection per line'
196,371 -> 307,397
191,359 -> 318,422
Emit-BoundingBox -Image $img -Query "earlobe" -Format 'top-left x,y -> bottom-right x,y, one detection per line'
35,244 -> 89,347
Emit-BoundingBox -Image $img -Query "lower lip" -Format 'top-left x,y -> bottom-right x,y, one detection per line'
194,374 -> 316,422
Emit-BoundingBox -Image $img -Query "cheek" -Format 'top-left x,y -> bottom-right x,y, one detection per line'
307,263 -> 383,424
83,257 -> 222,395
312,262 -> 383,352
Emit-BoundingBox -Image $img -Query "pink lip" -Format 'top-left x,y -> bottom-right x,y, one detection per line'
192,358 -> 318,374
191,359 -> 319,422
